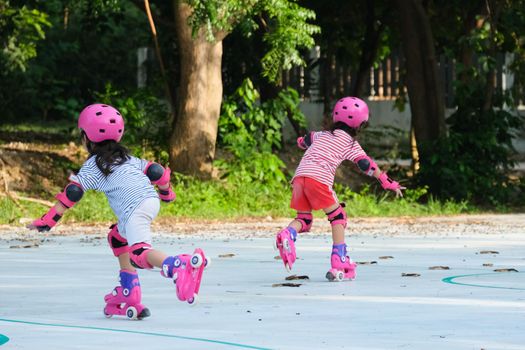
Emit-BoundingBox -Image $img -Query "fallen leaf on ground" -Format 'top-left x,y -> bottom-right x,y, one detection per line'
401,273 -> 421,277
218,253 -> 235,258
272,283 -> 302,287
285,275 -> 310,281
356,261 -> 377,265
494,268 -> 519,272
9,244 -> 39,249
379,256 -> 394,259
428,266 -> 450,270
479,250 -> 499,254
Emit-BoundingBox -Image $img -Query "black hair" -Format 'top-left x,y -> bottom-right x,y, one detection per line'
81,132 -> 130,177
330,121 -> 369,137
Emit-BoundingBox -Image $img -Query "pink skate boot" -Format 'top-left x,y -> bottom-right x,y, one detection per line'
161,248 -> 209,305
326,243 -> 357,282
104,270 -> 151,320
275,227 -> 297,272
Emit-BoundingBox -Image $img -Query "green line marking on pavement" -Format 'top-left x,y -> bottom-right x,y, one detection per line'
442,272 -> 525,291
0,334 -> 9,346
0,318 -> 271,350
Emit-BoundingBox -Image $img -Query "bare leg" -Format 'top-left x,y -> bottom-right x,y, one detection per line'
146,249 -> 169,268
117,253 -> 136,271
287,211 -> 311,233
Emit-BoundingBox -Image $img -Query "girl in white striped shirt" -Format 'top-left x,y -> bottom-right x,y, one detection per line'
28,104 -> 208,319
275,97 -> 405,281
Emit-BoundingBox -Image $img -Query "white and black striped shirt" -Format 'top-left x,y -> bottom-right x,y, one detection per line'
75,156 -> 158,228
294,129 -> 367,186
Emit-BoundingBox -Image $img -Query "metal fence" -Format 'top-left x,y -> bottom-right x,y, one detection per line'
282,50 -> 523,108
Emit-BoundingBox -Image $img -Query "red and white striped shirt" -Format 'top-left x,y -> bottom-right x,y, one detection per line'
294,129 -> 367,186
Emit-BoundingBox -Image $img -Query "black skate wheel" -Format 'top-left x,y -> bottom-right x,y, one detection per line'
103,307 -> 112,318
138,308 -> 151,320
326,271 -> 335,282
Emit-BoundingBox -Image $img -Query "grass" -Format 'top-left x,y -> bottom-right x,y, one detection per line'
1,177 -> 476,227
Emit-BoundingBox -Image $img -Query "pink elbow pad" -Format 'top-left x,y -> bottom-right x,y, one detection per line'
55,181 -> 84,208
354,155 -> 378,177
144,162 -> 171,186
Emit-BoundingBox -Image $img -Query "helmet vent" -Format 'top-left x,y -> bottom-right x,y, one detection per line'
118,129 -> 122,133
348,115 -> 354,119
96,112 -> 102,116
109,119 -> 116,124
335,112 -> 339,115
342,106 -> 348,110
99,129 -> 105,133
355,103 -> 360,107
101,105 -> 108,107
116,112 -> 121,116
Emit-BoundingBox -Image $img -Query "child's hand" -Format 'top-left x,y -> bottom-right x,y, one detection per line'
393,186 -> 406,198
297,137 -> 307,150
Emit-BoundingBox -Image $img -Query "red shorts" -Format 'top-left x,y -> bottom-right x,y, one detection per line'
290,176 -> 338,211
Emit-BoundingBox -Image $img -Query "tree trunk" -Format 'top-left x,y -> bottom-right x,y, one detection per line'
169,2 -> 224,178
395,0 -> 445,153
350,0 -> 386,97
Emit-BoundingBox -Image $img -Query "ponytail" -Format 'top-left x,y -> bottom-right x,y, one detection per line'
82,132 -> 130,176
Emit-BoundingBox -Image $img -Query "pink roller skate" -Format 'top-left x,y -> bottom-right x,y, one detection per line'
103,270 -> 151,320
275,227 -> 297,272
326,243 -> 357,282
161,248 -> 209,305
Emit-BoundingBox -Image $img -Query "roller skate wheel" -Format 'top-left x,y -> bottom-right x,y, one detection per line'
335,271 -> 344,282
191,253 -> 203,268
325,271 -> 335,282
126,306 -> 138,320
204,257 -> 211,270
188,294 -> 198,306
103,307 -> 112,318
111,289 -> 118,296
285,263 -> 291,273
283,239 -> 290,251
122,288 -> 129,296
173,272 -> 178,284
273,239 -> 279,251
174,257 -> 182,268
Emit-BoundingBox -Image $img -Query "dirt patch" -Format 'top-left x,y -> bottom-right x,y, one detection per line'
0,141 -> 86,197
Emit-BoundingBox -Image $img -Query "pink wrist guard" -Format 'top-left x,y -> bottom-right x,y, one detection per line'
378,172 -> 401,191
32,207 -> 62,232
159,187 -> 176,202
297,132 -> 314,150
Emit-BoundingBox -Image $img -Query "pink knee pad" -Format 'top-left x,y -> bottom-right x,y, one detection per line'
130,242 -> 154,269
295,213 -> 313,232
326,205 -> 347,228
107,224 -> 129,257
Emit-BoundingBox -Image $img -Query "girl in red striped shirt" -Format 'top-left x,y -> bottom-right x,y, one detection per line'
275,97 -> 405,281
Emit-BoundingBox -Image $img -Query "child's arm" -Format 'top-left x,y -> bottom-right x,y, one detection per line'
297,131 -> 317,150
144,162 -> 176,202
27,179 -> 84,231
353,155 -> 405,197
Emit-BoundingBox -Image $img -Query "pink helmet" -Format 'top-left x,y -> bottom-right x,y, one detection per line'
78,103 -> 124,143
332,97 -> 369,129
